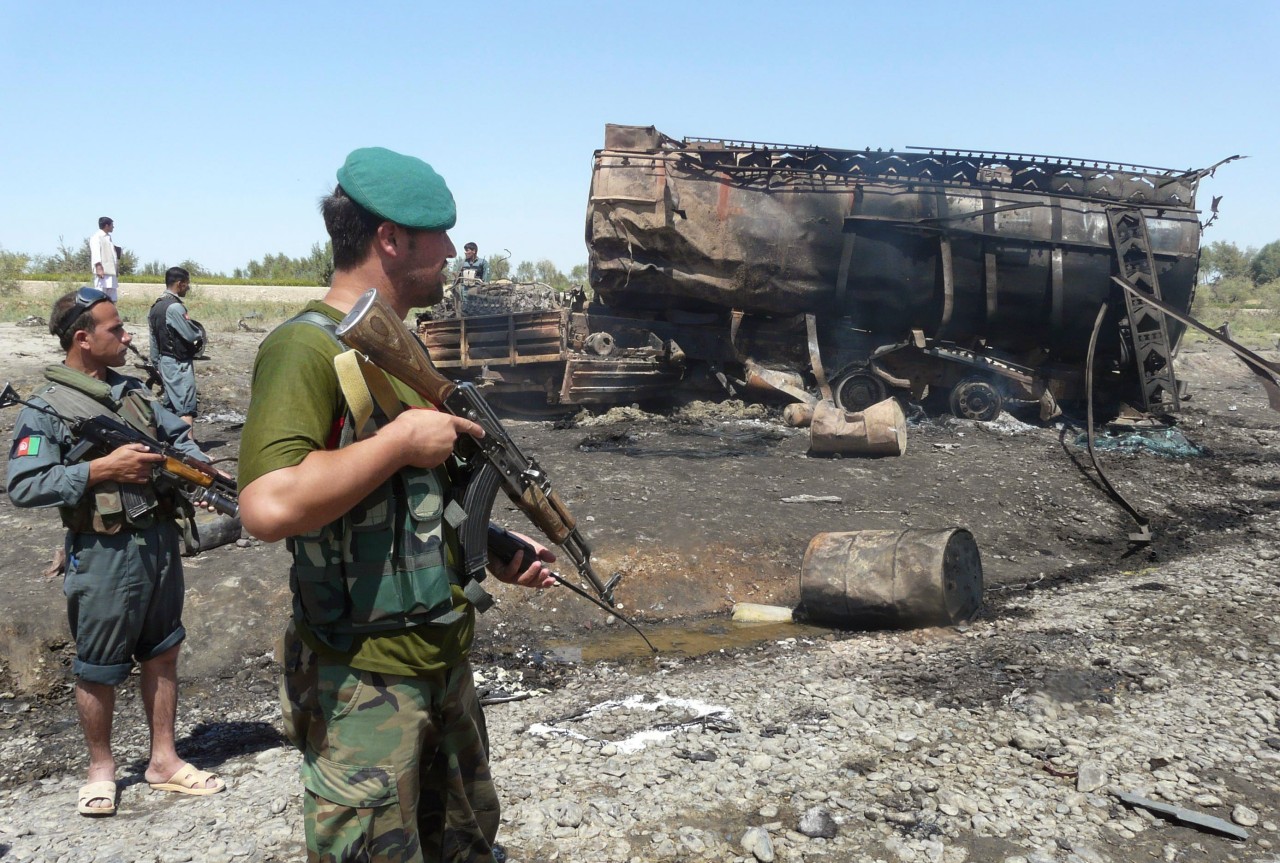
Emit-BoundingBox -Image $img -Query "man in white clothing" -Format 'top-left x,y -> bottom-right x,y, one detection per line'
90,217 -> 119,302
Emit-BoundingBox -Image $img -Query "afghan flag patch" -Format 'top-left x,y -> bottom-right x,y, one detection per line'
13,436 -> 42,457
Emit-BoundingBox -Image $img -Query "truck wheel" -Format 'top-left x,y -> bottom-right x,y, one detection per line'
949,378 -> 1003,422
834,372 -> 887,412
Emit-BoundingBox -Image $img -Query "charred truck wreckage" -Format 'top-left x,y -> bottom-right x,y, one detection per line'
419,124 -> 1265,427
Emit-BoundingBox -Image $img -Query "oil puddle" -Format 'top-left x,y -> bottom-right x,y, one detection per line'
537,614 -> 833,664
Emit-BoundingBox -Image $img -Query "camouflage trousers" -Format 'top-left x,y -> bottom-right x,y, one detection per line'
279,621 -> 500,863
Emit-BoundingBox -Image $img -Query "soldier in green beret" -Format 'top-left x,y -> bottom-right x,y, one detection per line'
238,147 -> 557,862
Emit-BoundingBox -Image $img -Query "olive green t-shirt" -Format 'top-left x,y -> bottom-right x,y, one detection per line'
239,300 -> 473,675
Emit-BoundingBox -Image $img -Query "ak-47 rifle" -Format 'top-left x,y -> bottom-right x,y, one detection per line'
126,344 -> 163,394
1,382 -> 238,518
335,289 -> 655,652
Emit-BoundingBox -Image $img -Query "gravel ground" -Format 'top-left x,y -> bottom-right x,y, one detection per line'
0,313 -> 1276,862
0,534 -> 1276,863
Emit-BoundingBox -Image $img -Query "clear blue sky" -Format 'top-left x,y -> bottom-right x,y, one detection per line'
2,1 -> 1276,277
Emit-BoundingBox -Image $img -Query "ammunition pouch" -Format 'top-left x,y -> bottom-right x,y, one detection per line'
282,311 -> 487,651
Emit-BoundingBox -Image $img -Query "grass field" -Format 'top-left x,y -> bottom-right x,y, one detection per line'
1,281 -> 325,332
1182,304 -> 1280,350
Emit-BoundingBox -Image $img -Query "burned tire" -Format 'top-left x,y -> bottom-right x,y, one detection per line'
949,378 -> 1003,422
834,371 -> 888,413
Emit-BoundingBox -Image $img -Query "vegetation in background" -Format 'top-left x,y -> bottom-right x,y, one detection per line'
0,246 -> 29,296
11,233 -> 1273,346
29,237 -> 139,277
0,284 -> 308,332
232,242 -> 334,286
11,236 -> 587,292
1191,240 -> 1280,347
450,253 -> 586,291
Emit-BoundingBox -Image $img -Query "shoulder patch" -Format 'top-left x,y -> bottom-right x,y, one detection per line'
12,435 -> 42,457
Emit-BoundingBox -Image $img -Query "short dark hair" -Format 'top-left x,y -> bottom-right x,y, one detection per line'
98,216 -> 113,229
464,242 -> 478,252
320,185 -> 384,271
50,291 -> 103,350
165,266 -> 190,287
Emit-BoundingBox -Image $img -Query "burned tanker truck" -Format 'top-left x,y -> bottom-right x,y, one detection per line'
421,124 -> 1237,420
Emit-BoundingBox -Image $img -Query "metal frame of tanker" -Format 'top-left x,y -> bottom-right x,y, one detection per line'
639,136 -> 1222,421
417,127 -> 1235,419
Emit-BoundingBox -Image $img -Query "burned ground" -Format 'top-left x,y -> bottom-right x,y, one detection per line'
0,320 -> 1276,810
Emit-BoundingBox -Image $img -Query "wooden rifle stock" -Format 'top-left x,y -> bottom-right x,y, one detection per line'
334,291 -> 456,407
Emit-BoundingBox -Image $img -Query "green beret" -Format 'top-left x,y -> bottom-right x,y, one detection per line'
336,147 -> 457,231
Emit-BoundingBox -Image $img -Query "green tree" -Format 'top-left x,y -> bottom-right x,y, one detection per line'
1250,240 -> 1280,285
1198,241 -> 1252,284
533,259 -> 569,290
570,263 -> 588,283
0,246 -> 29,296
1211,275 -> 1257,307
486,255 -> 511,281
31,237 -> 139,277
236,242 -> 332,285
514,260 -> 536,282
36,236 -> 91,274
117,248 -> 138,277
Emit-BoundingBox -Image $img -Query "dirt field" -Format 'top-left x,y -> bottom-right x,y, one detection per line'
0,306 -> 1277,800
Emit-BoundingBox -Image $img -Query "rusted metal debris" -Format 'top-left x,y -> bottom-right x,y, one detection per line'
797,529 -> 984,630
417,125 -> 1246,429
807,398 -> 907,457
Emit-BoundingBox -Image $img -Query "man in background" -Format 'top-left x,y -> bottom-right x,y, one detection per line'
90,217 -> 119,302
459,242 -> 486,281
148,267 -> 206,438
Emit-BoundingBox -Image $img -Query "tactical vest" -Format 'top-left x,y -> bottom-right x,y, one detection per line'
282,311 -> 477,651
148,293 -> 205,361
38,365 -> 179,534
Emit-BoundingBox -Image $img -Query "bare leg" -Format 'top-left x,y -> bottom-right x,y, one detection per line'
140,644 -> 221,790
181,416 -> 196,441
140,643 -> 183,783
76,679 -> 117,810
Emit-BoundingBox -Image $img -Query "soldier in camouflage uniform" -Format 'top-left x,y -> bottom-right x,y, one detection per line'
6,288 -> 224,816
238,147 -> 557,863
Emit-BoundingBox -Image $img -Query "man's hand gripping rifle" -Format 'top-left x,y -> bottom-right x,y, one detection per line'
1,382 -> 238,518
335,290 -> 654,652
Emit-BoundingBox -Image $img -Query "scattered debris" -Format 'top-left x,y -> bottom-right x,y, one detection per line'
808,398 -> 907,457
1113,791 -> 1249,840
1074,428 -> 1203,457
527,694 -> 737,754
731,603 -> 794,623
